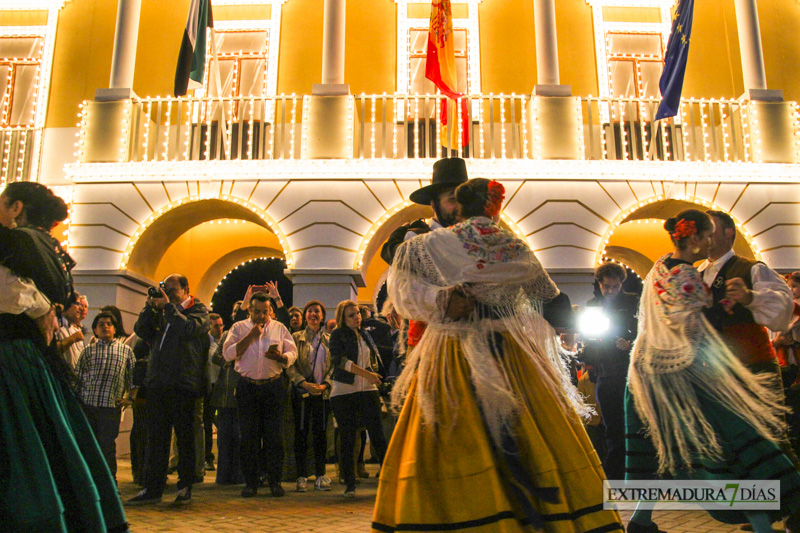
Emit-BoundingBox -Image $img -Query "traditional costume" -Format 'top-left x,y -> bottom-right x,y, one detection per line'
0,225 -> 129,532
372,216 -> 622,533
625,254 -> 800,524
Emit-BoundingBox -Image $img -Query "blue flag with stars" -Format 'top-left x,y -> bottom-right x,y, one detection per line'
656,0 -> 695,120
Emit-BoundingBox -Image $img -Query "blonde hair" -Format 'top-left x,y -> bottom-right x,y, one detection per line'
334,300 -> 359,330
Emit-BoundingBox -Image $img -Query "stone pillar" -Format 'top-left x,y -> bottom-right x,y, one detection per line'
734,0 -> 767,97
98,0 -> 142,101
525,95 -> 582,159
534,0 -> 559,87
321,0 -> 346,87
284,269 -> 365,315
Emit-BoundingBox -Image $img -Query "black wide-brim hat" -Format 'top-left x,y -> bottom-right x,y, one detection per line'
409,157 -> 469,205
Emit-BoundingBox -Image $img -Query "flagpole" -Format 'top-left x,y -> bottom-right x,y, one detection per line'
208,27 -> 230,156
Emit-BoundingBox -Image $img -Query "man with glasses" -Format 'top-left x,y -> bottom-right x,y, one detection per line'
128,274 -> 210,506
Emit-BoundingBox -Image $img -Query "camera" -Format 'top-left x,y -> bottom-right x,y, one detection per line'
148,281 -> 166,299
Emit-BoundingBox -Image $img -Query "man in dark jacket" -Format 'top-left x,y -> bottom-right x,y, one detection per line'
128,273 -> 210,506
580,263 -> 638,481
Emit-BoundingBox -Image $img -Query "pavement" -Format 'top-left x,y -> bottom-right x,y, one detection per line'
117,459 -> 785,532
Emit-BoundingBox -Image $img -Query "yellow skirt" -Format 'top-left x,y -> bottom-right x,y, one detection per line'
372,334 -> 622,533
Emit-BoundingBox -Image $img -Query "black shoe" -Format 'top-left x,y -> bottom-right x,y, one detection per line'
270,483 -> 285,497
627,521 -> 666,533
344,484 -> 356,498
174,487 -> 191,505
241,486 -> 258,498
126,488 -> 162,506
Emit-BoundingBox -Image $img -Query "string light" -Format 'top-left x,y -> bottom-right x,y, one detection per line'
596,195 -> 763,267
119,194 -> 293,270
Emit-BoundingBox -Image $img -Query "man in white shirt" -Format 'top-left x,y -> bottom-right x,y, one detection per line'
56,293 -> 86,368
223,292 -> 297,498
698,210 -> 793,376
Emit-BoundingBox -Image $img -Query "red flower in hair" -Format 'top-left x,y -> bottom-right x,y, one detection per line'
672,219 -> 696,240
484,180 -> 505,217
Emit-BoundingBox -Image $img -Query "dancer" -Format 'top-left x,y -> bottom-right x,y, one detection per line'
372,178 -> 622,532
0,182 -> 128,532
625,209 -> 800,533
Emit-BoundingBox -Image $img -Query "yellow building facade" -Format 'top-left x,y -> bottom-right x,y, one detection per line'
3,0 -> 800,324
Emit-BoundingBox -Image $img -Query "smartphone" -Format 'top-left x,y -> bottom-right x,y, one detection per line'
264,343 -> 279,357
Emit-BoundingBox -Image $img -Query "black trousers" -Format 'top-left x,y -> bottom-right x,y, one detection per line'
129,399 -> 148,485
292,392 -> 328,478
83,405 -> 122,480
237,378 -> 287,489
595,374 -> 626,481
144,388 -> 197,494
330,390 -> 388,487
203,386 -> 216,462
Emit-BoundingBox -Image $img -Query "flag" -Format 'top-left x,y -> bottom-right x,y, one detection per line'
426,0 -> 469,148
655,0 -> 694,120
174,0 -> 213,97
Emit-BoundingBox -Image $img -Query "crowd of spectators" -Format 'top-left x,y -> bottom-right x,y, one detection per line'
56,275 -> 405,505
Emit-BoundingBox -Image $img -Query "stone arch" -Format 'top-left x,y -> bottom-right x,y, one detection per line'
120,195 -> 292,279
597,196 -> 759,277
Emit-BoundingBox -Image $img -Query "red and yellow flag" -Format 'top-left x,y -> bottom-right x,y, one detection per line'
425,0 -> 469,149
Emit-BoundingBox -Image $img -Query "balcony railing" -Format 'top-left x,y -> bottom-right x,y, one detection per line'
120,94 -> 797,164
0,127 -> 39,184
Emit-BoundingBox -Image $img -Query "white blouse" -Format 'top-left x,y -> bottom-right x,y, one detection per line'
330,335 -> 378,398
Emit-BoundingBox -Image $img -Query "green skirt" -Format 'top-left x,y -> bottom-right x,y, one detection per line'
0,339 -> 128,532
625,386 -> 800,524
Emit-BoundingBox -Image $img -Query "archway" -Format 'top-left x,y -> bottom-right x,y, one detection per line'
598,198 -> 759,278
121,196 -> 292,277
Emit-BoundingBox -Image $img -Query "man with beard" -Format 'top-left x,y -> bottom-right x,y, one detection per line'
380,157 -> 468,265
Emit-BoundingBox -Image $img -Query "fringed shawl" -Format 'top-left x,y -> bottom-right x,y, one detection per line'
387,216 -> 589,447
628,255 -> 787,474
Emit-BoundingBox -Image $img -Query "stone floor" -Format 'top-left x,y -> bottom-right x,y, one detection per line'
117,458 -> 789,532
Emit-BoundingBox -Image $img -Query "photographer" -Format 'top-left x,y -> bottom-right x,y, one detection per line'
580,262 -> 638,481
128,274 -> 210,506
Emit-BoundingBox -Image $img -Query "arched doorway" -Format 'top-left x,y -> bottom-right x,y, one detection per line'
210,257 -> 293,328
598,198 -> 758,278
119,197 -> 291,311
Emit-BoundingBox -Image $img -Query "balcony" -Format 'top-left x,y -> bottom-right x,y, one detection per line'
74,93 -> 800,166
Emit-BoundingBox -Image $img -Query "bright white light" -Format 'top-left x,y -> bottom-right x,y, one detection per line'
578,307 -> 610,338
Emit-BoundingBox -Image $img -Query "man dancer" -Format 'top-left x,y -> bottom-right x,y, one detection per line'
699,210 -> 793,378
380,157 -> 468,265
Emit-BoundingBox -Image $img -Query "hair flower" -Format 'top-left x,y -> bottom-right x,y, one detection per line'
672,219 -> 696,239
484,180 -> 505,217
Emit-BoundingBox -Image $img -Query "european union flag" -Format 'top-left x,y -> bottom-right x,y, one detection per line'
656,0 -> 695,120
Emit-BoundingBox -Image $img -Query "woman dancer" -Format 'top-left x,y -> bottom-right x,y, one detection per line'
625,209 -> 800,533
373,178 -> 622,532
0,182 -> 128,532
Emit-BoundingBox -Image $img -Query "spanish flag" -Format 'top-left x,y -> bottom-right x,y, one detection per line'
174,0 -> 214,97
425,0 -> 469,149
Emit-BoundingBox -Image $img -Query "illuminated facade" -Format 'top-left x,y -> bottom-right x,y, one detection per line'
3,0 -> 800,323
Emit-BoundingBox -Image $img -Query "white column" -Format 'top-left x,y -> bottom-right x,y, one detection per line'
109,0 -> 142,89
734,0 -> 767,94
534,0 -> 559,86
321,0 -> 346,85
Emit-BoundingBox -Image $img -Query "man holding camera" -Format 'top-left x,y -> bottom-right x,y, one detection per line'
223,292 -> 297,498
581,263 -> 639,482
128,274 -> 210,506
